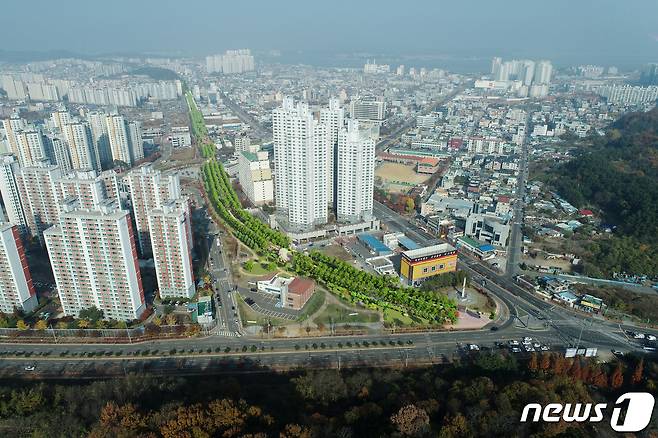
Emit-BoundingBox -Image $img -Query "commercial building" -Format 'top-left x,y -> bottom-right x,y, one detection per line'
400,243 -> 457,286
148,199 -> 195,299
256,273 -> 315,310
336,120 -> 375,223
44,199 -> 146,320
350,99 -> 386,122
464,213 -> 511,247
0,222 -> 38,313
237,148 -> 274,205
273,97 -> 329,228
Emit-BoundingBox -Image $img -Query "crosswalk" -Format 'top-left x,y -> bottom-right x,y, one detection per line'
213,330 -> 241,337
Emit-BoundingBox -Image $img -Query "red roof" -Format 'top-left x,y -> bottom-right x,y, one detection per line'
497,196 -> 510,203
579,209 -> 594,216
288,277 -> 315,295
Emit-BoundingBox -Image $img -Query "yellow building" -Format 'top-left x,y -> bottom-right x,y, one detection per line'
400,243 -> 457,286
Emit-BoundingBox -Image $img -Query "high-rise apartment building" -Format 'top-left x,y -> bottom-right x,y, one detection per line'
0,155 -> 27,233
237,147 -> 274,205
87,111 -> 112,169
44,198 -> 145,320
336,120 -> 375,223
127,164 -> 181,257
319,98 -> 345,206
273,97 -> 329,227
0,222 -> 38,314
127,121 -> 144,163
14,129 -> 47,167
16,161 -> 63,242
62,122 -> 100,171
105,114 -> 132,166
534,60 -> 553,85
58,169 -> 113,210
147,199 -> 194,299
206,49 -> 255,74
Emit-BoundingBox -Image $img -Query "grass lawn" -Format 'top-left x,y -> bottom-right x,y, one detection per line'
296,290 -> 326,322
235,294 -> 287,327
314,303 -> 380,325
243,261 -> 276,276
383,308 -> 432,327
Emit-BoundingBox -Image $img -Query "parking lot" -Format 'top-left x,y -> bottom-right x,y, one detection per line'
239,287 -> 300,321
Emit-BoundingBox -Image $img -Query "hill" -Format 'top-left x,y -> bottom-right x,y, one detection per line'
547,106 -> 658,276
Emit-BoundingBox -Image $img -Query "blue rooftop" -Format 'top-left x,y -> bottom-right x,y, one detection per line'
358,233 -> 392,255
398,236 -> 420,250
479,244 -> 495,252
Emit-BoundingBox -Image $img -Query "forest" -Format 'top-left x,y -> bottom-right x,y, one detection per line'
0,353 -> 655,437
547,106 -> 658,276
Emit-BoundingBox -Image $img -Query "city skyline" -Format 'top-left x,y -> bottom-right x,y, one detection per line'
0,1 -> 657,69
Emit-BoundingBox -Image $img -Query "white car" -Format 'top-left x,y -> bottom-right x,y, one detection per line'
647,335 -> 657,341
540,345 -> 550,351
533,342 -> 541,348
509,340 -> 520,346
634,333 -> 646,339
525,346 -> 535,352
468,344 -> 480,351
511,347 -> 521,353
523,337 -> 533,342
24,365 -> 35,371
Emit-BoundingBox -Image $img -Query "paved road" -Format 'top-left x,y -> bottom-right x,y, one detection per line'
218,91 -> 272,141
505,122 -> 528,278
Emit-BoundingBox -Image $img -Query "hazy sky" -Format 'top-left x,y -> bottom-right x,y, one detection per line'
1,0 -> 657,67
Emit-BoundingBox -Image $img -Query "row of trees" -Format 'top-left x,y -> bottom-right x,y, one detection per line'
292,251 -> 458,323
2,354 -> 654,437
185,91 -> 216,158
202,160 -> 289,250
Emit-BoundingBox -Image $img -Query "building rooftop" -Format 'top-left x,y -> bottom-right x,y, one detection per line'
402,243 -> 456,260
288,277 -> 315,295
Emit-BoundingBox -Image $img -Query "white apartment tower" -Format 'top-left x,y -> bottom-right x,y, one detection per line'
44,199 -> 146,320
147,199 -> 194,299
63,122 -> 101,171
319,98 -> 345,206
0,222 -> 38,313
16,161 -> 63,242
237,148 -> 274,205
127,164 -> 181,257
273,97 -> 329,228
87,111 -> 112,169
127,121 -> 144,163
0,155 -> 27,233
105,114 -> 132,166
336,120 -> 376,223
14,130 -> 47,167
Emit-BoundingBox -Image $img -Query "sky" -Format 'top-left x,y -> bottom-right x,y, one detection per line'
1,0 -> 657,68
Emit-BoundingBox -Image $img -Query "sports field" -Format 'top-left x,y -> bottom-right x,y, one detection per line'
375,162 -> 429,193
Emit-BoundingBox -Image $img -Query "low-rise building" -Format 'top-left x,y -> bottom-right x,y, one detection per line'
400,243 -> 457,286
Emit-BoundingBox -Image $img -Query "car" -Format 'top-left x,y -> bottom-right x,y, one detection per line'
24,365 -> 35,371
647,335 -> 657,341
634,333 -> 646,339
509,340 -> 520,346
533,342 -> 541,348
468,344 -> 480,351
523,337 -> 532,342
511,347 -> 521,353
525,346 -> 535,352
490,326 -> 499,331
540,345 -> 550,351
